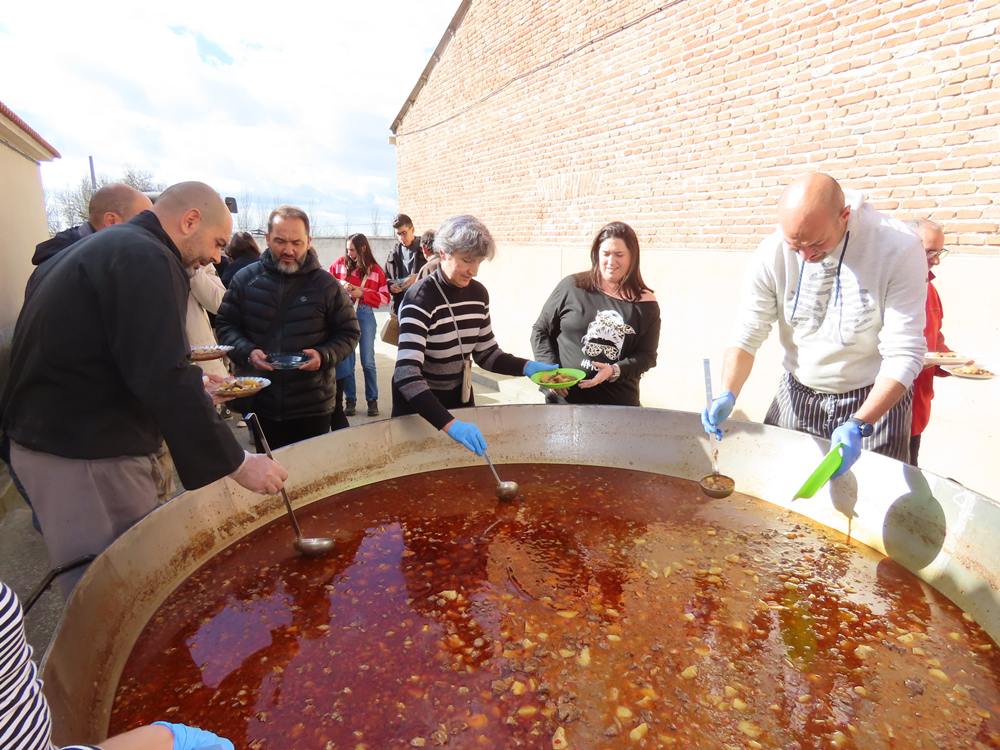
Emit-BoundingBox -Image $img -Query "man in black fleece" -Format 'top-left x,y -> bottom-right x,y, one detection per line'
216,205 -> 360,449
1,182 -> 288,596
26,183 -> 152,298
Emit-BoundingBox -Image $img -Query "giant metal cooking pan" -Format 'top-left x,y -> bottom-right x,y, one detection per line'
40,405 -> 1000,744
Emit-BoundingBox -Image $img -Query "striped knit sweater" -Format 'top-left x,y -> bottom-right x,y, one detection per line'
0,582 -> 97,750
393,270 -> 527,429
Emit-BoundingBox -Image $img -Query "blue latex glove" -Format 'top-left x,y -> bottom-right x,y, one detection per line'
153,722 -> 234,750
523,361 -> 560,377
445,419 -> 487,455
701,391 -> 735,440
829,421 -> 863,479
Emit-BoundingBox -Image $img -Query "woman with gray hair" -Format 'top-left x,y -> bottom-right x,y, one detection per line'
392,215 -> 557,455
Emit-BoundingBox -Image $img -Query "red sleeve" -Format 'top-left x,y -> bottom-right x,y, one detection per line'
362,265 -> 391,308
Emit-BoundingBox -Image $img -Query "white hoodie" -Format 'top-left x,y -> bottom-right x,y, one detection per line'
732,191 -> 927,393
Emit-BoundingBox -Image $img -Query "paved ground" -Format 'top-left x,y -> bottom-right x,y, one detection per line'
0,309 -> 544,655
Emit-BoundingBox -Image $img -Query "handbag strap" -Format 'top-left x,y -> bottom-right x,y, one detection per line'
352,270 -> 371,309
429,273 -> 470,360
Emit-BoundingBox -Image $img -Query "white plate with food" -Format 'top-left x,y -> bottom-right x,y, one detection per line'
924,351 -> 970,366
190,345 -> 234,362
211,376 -> 271,397
944,364 -> 994,380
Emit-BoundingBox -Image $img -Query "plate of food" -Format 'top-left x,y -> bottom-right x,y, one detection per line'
267,352 -> 308,370
530,368 -> 588,389
211,376 -> 271,397
924,351 -> 970,366
944,364 -> 994,380
190,345 -> 234,362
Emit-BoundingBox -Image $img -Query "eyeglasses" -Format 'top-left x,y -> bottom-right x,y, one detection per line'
926,248 -> 949,260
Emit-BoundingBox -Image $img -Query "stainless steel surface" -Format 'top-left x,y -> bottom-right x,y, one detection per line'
40,405 -> 1000,744
247,412 -> 334,558
484,451 -> 519,501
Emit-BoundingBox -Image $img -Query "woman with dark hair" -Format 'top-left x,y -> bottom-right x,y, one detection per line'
220,231 -> 261,287
531,221 -> 661,406
330,233 -> 390,416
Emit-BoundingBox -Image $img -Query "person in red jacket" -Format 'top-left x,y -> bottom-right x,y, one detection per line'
910,219 -> 951,466
330,233 -> 391,416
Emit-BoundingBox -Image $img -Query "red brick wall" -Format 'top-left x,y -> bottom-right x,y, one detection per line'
395,0 -> 1000,254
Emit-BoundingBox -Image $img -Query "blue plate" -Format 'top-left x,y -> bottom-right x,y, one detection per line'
268,352 -> 307,370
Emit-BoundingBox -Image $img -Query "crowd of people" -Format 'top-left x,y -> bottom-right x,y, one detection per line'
0,170 -> 959,749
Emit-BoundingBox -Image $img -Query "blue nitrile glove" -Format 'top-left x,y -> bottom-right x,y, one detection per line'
701,391 -> 735,440
523,361 -> 560,377
153,722 -> 234,750
829,421 -> 863,479
445,420 -> 487,455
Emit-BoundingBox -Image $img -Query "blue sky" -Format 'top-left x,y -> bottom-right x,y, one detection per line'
0,1 -> 457,234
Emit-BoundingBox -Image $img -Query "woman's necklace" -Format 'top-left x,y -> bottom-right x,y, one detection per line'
599,279 -> 623,299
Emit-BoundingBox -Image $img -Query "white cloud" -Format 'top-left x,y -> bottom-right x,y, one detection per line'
0,0 -> 456,232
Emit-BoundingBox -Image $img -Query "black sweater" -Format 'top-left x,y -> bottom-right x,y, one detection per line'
215,248 -> 360,420
0,211 -> 244,489
531,275 -> 661,406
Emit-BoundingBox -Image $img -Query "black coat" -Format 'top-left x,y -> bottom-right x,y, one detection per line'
0,211 -> 244,489
24,222 -> 95,299
215,248 -> 360,420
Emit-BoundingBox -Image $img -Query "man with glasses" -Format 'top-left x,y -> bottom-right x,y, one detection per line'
702,173 -> 927,478
909,219 -> 952,466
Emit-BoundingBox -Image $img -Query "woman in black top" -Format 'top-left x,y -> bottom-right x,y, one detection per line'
220,231 -> 261,287
531,221 -> 660,406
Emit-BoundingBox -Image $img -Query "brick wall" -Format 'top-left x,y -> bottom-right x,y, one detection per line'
395,0 -> 999,254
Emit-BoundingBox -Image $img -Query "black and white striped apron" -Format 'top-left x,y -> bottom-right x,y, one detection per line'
763,372 -> 912,462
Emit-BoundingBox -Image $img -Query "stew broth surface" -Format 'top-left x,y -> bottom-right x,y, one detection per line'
110,465 -> 1000,749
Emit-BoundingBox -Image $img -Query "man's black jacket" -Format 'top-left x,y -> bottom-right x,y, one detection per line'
215,248 -> 360,420
0,211 -> 245,489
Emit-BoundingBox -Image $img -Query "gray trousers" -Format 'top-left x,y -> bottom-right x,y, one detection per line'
9,441 -> 161,598
764,372 -> 913,462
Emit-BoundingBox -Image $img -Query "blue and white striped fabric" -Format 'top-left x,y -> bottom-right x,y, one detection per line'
0,582 -> 98,750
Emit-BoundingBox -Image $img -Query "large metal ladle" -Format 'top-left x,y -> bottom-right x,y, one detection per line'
699,359 -> 735,499
246,413 -> 334,557
484,452 -> 519,501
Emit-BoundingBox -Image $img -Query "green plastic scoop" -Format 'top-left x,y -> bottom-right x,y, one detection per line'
793,444 -> 844,499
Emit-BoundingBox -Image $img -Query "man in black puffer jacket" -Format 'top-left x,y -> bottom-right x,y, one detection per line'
216,205 -> 360,449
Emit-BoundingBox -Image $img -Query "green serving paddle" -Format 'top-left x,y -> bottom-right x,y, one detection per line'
793,444 -> 844,500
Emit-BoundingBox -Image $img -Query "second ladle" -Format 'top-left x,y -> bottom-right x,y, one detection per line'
484,452 -> 519,501
700,358 -> 735,499
246,413 -> 334,557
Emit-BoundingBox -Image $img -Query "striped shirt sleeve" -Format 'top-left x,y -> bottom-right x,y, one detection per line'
0,582 -> 99,750
393,274 -> 526,429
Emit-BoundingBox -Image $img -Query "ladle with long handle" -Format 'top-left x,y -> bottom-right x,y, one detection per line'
246,412 -> 334,557
484,452 -> 519,501
699,359 -> 735,498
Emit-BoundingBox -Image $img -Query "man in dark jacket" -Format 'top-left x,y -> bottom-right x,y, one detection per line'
384,213 -> 426,315
26,183 -> 152,298
1,182 -> 288,596
215,205 -> 360,449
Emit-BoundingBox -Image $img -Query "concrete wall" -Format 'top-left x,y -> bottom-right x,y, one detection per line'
0,146 -> 49,388
310,235 -> 399,271
393,0 -> 1000,498
471,243 -> 999,500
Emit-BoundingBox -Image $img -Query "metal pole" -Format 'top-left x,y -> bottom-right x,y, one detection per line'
88,156 -> 96,190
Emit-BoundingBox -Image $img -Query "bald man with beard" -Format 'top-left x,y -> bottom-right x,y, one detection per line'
702,173 -> 927,478
1,182 -> 287,597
